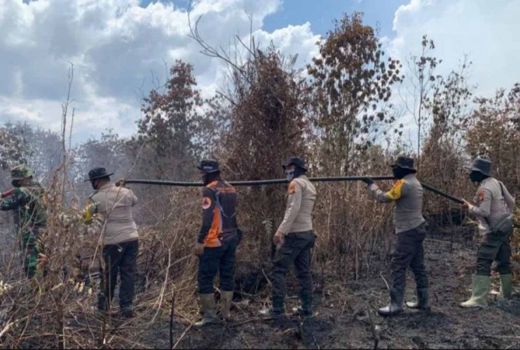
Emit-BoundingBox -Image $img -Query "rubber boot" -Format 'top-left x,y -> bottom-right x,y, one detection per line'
220,291 -> 234,321
378,289 -> 403,317
406,288 -> 430,311
460,275 -> 490,308
499,274 -> 513,300
194,294 -> 219,327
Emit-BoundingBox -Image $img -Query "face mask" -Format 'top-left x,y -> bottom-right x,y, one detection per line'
392,167 -> 408,179
11,180 -> 22,188
202,173 -> 219,185
90,180 -> 98,190
286,170 -> 296,181
469,171 -> 484,184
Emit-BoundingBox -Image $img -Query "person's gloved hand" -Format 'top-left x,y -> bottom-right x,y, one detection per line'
115,178 -> 126,187
360,177 -> 375,186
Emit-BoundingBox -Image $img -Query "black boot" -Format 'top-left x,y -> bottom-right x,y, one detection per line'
293,292 -> 314,318
378,288 -> 403,317
406,288 -> 430,311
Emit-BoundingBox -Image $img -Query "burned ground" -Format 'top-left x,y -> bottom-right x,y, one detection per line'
2,209 -> 519,350
38,228 -> 517,350
159,234 -> 520,349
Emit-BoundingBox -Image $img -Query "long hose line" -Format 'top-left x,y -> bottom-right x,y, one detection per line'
124,176 -> 464,204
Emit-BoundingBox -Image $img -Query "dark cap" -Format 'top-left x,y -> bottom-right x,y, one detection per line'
470,157 -> 492,176
11,164 -> 34,180
197,160 -> 220,174
283,156 -> 307,171
85,167 -> 114,182
391,156 -> 416,172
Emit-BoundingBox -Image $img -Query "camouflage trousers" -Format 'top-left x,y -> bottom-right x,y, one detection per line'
20,227 -> 43,278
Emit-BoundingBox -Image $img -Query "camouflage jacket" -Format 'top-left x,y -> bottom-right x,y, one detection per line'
0,183 -> 47,230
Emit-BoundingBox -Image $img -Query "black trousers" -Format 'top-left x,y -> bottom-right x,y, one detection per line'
98,240 -> 138,311
271,231 -> 315,311
390,224 -> 428,304
476,230 -> 512,275
198,233 -> 239,294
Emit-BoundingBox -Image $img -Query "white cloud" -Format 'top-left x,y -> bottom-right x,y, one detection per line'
0,0 -> 321,142
388,0 -> 520,97
252,22 -> 320,70
381,0 -> 520,152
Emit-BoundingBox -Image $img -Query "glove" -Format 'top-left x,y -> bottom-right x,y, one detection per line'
115,178 -> 126,187
360,177 -> 375,186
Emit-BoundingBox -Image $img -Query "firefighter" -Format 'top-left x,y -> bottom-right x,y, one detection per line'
362,156 -> 429,316
460,157 -> 515,308
0,165 -> 47,278
84,167 -> 139,318
265,156 -> 317,319
194,160 -> 240,326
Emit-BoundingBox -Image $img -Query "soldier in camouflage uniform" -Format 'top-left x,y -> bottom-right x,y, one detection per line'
0,165 -> 47,278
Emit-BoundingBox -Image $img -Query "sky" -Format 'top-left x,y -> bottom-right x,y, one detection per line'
1,0 -> 519,144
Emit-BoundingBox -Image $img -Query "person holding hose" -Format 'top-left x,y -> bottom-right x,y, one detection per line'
194,160 -> 240,326
460,157 -> 515,308
264,157 -> 317,319
362,156 -> 430,316
84,167 -> 139,318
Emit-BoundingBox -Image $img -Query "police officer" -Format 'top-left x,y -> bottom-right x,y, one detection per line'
194,160 -> 240,326
267,157 -> 317,319
84,167 -> 139,318
362,156 -> 429,316
460,157 -> 515,308
0,165 -> 47,278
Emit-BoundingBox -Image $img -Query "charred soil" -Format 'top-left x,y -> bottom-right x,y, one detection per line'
134,229 -> 520,349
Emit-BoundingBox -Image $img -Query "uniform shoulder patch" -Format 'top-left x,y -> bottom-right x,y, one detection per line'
288,180 -> 299,194
477,189 -> 486,204
386,180 -> 405,200
202,197 -> 212,209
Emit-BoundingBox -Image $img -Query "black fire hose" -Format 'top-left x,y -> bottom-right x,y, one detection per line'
124,176 -> 464,204
124,176 -> 395,187
421,183 -> 464,204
